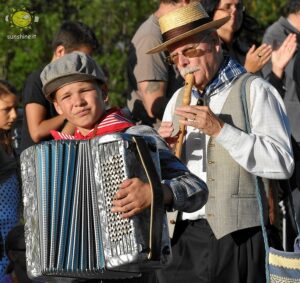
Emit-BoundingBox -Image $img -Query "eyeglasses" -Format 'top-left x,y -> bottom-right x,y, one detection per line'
216,3 -> 245,13
165,43 -> 206,65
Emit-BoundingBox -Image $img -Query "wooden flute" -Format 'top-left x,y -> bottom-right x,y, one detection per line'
174,73 -> 195,159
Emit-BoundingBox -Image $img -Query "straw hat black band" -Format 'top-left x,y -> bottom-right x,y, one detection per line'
146,3 -> 230,54
162,17 -> 212,43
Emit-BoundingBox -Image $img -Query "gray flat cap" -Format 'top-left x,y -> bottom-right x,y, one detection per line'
40,51 -> 106,100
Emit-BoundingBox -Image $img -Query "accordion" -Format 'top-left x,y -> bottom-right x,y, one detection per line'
21,133 -> 171,280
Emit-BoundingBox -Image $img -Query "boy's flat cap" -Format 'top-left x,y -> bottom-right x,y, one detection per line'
41,51 -> 106,100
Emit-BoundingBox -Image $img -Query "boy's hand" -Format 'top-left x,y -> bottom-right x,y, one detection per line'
158,121 -> 178,150
111,178 -> 152,218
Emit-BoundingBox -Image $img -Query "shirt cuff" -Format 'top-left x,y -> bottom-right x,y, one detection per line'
161,179 -> 185,211
215,123 -> 242,152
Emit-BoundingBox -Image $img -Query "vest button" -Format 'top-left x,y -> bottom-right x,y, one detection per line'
208,160 -> 215,164
208,178 -> 215,182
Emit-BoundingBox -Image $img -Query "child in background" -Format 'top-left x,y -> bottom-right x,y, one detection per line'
0,225 -> 43,283
0,80 -> 21,278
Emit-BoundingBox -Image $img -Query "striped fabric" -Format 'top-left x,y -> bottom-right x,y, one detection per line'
198,56 -> 246,97
51,108 -> 134,140
269,239 -> 300,283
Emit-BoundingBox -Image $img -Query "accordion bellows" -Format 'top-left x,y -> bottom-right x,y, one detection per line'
21,133 -> 171,280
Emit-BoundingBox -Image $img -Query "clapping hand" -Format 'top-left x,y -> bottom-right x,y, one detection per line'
271,33 -> 297,79
244,43 -> 272,73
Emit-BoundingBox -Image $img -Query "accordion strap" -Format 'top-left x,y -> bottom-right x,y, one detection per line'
133,136 -> 164,261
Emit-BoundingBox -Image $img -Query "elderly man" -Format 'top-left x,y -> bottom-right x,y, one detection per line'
147,3 -> 295,283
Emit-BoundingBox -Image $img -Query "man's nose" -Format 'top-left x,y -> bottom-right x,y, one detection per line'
177,53 -> 190,67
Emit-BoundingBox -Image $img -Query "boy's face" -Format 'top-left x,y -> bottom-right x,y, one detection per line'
54,80 -> 105,135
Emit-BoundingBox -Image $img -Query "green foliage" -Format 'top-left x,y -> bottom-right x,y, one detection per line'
0,0 -> 288,106
0,0 -> 158,106
244,0 -> 286,28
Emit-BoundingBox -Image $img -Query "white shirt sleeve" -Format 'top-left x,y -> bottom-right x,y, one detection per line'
215,77 -> 294,179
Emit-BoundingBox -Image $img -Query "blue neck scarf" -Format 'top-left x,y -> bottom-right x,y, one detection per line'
192,56 -> 246,102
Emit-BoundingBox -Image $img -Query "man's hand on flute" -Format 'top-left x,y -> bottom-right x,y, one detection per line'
175,105 -> 224,137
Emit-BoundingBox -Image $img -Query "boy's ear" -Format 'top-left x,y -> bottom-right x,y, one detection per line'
102,85 -> 109,103
53,101 -> 63,115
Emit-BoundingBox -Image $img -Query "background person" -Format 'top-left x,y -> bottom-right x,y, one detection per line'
262,0 -> 300,144
201,0 -> 272,73
0,225 -> 43,283
0,80 -> 21,278
262,0 -> 300,250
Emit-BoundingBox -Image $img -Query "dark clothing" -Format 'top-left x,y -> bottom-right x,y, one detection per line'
83,273 -> 156,283
20,68 -> 59,151
0,143 -> 20,276
263,17 -> 300,250
294,52 -> 300,104
0,145 -> 17,184
221,40 -> 247,67
157,219 -> 282,283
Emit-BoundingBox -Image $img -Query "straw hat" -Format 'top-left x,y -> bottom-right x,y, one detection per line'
147,2 -> 230,54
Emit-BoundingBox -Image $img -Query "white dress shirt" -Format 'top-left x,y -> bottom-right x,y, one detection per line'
163,77 -> 294,220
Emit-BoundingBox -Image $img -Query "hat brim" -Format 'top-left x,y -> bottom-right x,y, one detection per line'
147,16 -> 230,54
43,73 -> 105,100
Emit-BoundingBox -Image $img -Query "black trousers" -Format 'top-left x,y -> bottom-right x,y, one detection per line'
156,219 -> 282,283
80,271 -> 156,283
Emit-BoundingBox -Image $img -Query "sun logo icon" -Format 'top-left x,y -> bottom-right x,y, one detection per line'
5,7 -> 39,31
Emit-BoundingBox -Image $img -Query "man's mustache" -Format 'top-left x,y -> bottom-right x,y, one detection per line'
179,66 -> 200,77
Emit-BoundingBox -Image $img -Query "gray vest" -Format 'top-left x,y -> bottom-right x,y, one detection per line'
206,74 -> 270,239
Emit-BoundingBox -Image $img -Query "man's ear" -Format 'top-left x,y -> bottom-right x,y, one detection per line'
210,31 -> 221,51
53,101 -> 63,115
53,45 -> 66,60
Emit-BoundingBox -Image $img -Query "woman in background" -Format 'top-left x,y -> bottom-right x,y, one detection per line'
0,80 -> 21,278
201,0 -> 272,73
